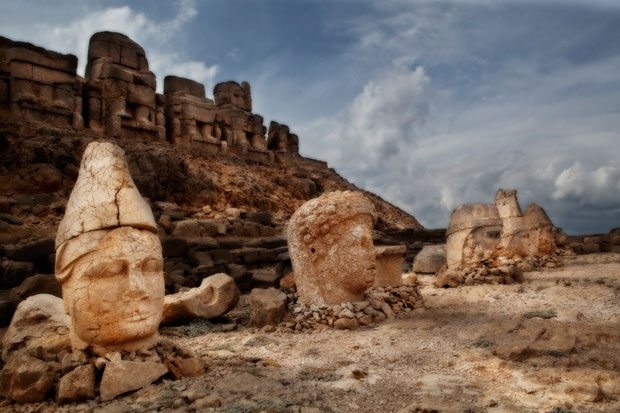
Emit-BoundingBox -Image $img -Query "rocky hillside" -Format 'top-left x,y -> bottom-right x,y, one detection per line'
0,120 -> 421,237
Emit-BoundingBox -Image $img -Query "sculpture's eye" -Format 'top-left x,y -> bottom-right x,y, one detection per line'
141,258 -> 163,273
87,260 -> 127,279
102,260 -> 127,277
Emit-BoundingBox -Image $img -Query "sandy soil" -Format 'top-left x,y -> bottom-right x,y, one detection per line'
7,253 -> 620,413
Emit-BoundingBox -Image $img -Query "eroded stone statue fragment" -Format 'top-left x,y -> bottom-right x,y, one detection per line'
438,189 -> 558,287
287,191 -> 377,305
55,142 -> 164,355
161,273 -> 240,324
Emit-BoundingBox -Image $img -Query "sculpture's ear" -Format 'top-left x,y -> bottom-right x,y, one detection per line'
55,242 -> 72,283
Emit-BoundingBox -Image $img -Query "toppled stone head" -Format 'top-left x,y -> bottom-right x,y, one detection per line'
287,191 -> 377,305
55,142 -> 164,354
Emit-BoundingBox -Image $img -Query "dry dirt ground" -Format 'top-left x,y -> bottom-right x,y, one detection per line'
6,253 -> 620,413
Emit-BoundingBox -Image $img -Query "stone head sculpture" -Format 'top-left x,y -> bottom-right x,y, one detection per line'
55,142 -> 164,354
287,191 -> 377,305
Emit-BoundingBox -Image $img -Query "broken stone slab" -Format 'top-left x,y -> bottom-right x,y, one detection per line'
99,360 -> 168,401
56,364 -> 96,404
374,245 -> 406,287
412,244 -> 447,274
161,273 -> 239,325
1,294 -> 70,362
0,353 -> 57,403
249,287 -> 287,327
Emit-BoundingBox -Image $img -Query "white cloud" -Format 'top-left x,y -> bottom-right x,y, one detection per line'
554,163 -> 620,204
301,1 -> 620,233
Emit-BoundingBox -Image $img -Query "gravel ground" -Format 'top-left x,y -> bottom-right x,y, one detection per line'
4,253 -> 619,413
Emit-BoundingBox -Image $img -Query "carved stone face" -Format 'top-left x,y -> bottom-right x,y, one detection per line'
311,217 -> 376,303
58,227 -> 164,350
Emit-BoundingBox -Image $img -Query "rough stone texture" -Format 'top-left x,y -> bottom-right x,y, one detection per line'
374,245 -> 406,287
249,287 -> 288,327
0,353 -> 56,403
161,273 -> 240,324
214,80 -> 252,111
1,294 -> 70,362
412,244 -> 447,274
287,191 -> 377,305
56,364 -> 96,404
441,189 -> 559,286
99,360 -> 168,401
0,35 -> 80,129
55,142 -> 164,355
267,120 -> 299,154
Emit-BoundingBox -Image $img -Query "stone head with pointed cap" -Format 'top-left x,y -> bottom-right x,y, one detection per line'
55,142 -> 164,354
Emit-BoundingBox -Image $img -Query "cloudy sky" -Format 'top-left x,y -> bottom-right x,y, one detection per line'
1,0 -> 619,234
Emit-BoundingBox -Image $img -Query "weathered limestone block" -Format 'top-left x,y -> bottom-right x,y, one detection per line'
214,80 -> 251,111
0,353 -> 57,403
55,142 -> 164,355
249,287 -> 288,327
287,191 -> 377,305
1,294 -> 70,362
161,273 -> 240,324
374,245 -> 406,287
99,360 -> 168,401
412,244 -> 446,274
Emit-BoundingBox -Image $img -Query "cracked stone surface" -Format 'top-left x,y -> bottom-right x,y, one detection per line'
54,142 -> 164,355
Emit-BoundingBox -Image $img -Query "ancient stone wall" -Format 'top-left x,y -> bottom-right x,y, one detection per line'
0,36 -> 81,129
0,32 -> 300,162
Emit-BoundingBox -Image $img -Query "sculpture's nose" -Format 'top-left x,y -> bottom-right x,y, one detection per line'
125,268 -> 148,298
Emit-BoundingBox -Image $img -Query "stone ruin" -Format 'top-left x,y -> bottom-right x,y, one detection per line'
0,31 -> 300,164
0,142 -> 239,403
435,189 -> 561,287
0,36 -> 81,129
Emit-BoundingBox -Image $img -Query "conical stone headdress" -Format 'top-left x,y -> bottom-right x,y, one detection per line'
55,141 -> 157,249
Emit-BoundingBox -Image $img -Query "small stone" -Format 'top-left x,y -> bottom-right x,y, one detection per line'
334,318 -> 360,330
60,351 -> 88,374
191,393 -> 222,409
175,357 -> 204,377
338,308 -> 355,319
352,301 -> 370,312
249,287 -> 287,327
381,302 -> 395,318
358,315 -> 373,326
56,364 -> 96,403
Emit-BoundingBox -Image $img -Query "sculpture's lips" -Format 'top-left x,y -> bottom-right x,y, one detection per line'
125,308 -> 158,323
